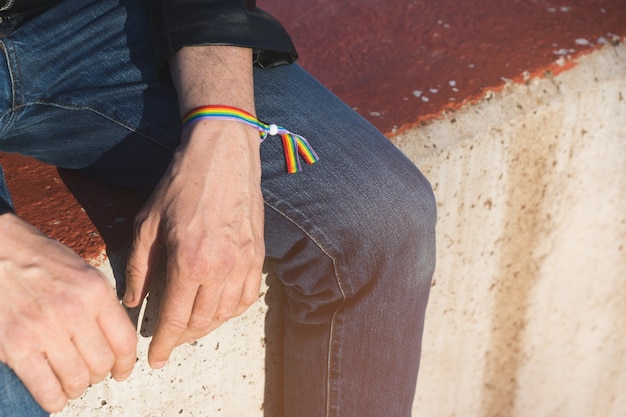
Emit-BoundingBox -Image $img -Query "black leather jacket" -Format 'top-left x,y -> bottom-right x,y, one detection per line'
0,0 -> 298,70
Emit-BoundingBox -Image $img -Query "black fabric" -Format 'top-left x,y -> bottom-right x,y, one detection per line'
2,0 -> 298,71
147,0 -> 297,72
0,0 -> 62,22
0,197 -> 13,216
0,0 -> 61,14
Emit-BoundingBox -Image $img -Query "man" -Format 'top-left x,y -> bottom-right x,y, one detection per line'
0,0 -> 437,416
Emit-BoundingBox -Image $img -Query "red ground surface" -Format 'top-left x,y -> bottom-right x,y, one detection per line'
263,0 -> 625,133
1,0 -> 625,260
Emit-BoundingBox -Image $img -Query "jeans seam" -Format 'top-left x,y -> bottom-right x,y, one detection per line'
263,201 -> 347,417
326,303 -> 345,417
17,101 -> 177,152
0,39 -> 18,130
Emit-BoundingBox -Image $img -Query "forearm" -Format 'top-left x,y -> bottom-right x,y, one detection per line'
169,45 -> 255,118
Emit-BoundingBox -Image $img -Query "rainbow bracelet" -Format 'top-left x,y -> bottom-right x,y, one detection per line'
181,105 -> 319,174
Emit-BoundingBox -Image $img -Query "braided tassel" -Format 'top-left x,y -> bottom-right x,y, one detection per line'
182,105 -> 319,174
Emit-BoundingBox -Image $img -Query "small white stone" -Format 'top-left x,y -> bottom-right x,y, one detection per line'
553,48 -> 574,56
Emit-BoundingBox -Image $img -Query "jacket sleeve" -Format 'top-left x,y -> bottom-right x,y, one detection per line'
148,0 -> 298,73
0,165 -> 14,216
0,199 -> 12,216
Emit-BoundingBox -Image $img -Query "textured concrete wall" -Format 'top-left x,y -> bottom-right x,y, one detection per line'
398,43 -> 626,417
55,43 -> 626,417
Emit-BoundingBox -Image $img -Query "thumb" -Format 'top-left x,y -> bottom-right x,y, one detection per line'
124,216 -> 161,308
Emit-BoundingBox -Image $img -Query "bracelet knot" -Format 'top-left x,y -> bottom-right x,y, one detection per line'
181,105 -> 319,174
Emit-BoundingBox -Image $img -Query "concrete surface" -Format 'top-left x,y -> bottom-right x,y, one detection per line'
0,0 -> 623,416
398,42 -> 626,417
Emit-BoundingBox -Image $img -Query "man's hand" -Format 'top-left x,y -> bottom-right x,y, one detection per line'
124,120 -> 265,368
0,213 -> 137,413
123,46 -> 265,369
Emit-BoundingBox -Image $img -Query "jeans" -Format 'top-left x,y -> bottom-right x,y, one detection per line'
0,0 -> 437,416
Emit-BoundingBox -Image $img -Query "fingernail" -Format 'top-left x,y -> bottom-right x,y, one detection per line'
113,371 -> 132,381
152,360 -> 167,370
123,289 -> 134,305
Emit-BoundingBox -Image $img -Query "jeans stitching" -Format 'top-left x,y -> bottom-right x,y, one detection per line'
263,201 -> 346,417
17,101 -> 177,152
0,39 -> 17,130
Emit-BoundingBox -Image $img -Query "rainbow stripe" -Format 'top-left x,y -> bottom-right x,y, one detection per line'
182,105 -> 319,174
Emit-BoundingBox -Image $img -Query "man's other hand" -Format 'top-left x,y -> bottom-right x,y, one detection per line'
0,213 -> 137,413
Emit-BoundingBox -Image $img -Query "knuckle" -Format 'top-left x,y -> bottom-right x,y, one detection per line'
162,317 -> 189,334
215,308 -> 235,322
34,385 -> 67,413
64,371 -> 90,398
174,245 -> 215,277
125,260 -> 144,281
239,241 -> 259,263
90,353 -> 115,381
114,332 -> 138,358
204,249 -> 237,277
82,271 -> 112,297
240,291 -> 259,308
3,322 -> 35,348
62,272 -> 112,309
217,253 -> 237,274
186,317 -> 211,331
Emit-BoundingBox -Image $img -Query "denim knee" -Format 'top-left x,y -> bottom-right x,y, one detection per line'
328,167 -> 437,301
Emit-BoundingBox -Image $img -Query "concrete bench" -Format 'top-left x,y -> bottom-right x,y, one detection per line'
0,1 -> 625,416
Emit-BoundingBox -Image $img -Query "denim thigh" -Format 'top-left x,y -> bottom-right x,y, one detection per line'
255,65 -> 436,417
0,0 -> 180,189
0,364 -> 47,417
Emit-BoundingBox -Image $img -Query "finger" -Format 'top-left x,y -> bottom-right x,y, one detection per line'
178,266 -> 258,345
69,325 -> 115,384
96,300 -> 138,381
178,252 -> 251,344
178,246 -> 264,344
43,338 -> 90,400
148,274 -> 197,369
176,285 -> 223,345
125,215 -> 160,308
213,269 -> 249,322
233,265 -> 263,318
11,353 -> 68,413
211,236 -> 263,322
232,224 -> 264,317
233,244 -> 265,317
